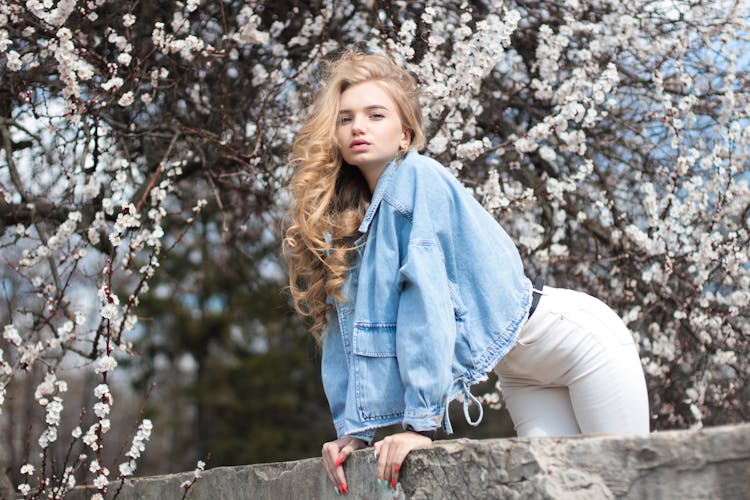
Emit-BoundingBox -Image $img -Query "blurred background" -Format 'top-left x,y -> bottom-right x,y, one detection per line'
1,0 -> 748,494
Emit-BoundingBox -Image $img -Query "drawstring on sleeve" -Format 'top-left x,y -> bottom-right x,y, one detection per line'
441,393 -> 454,434
442,382 -> 486,434
462,380 -> 484,427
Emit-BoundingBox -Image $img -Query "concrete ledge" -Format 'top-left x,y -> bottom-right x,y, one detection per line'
74,423 -> 750,499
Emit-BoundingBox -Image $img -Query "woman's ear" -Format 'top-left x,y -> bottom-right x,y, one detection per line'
400,128 -> 412,150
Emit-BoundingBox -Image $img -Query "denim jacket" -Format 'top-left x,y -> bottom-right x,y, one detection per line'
321,151 -> 532,444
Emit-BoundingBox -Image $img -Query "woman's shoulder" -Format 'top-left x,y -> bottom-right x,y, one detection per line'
391,152 -> 457,194
388,152 -> 464,203
397,151 -> 446,176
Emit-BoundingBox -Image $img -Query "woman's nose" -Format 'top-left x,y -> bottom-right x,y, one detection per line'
351,115 -> 365,134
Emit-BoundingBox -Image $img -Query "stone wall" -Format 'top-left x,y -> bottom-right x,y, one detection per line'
73,423 -> 750,499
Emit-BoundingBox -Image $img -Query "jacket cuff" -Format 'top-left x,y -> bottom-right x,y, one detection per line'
346,430 -> 376,446
402,409 -> 443,432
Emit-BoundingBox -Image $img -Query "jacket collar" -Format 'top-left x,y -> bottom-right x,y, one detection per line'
357,151 -> 414,234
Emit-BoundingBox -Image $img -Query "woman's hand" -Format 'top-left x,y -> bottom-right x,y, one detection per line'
321,436 -> 366,494
374,431 -> 433,489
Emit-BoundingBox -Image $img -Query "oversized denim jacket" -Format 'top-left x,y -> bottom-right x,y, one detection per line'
321,151 -> 532,444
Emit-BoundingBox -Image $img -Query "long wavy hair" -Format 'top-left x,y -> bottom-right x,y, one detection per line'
283,51 -> 426,341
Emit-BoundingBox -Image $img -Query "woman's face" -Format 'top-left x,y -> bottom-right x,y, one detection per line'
336,80 -> 410,190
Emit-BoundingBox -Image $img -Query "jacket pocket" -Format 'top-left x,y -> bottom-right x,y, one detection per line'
352,322 -> 405,421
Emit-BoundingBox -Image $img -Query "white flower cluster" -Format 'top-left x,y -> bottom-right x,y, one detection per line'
108,202 -> 141,248
0,349 -> 10,409
50,27 -> 94,113
127,419 -> 153,460
18,462 -> 47,496
15,340 -> 44,370
34,373 -> 68,449
93,383 -> 112,419
89,459 -> 110,490
95,355 -> 118,374
98,287 -> 120,322
286,12 -> 320,48
25,0 -> 77,27
180,459 -> 206,489
480,168 -> 535,213
118,419 -> 153,478
456,138 -> 492,161
83,423 -> 100,451
234,6 -> 270,46
18,211 -> 82,268
3,324 -> 21,346
418,6 -> 519,100
151,14 -> 209,63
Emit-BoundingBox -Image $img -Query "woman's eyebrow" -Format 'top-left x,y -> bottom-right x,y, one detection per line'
338,105 -> 389,114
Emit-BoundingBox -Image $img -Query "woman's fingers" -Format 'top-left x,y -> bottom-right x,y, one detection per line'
333,444 -> 356,493
375,432 -> 433,488
335,443 -> 355,466
377,435 -> 402,485
321,442 -> 339,486
322,437 -> 367,494
386,442 -> 404,487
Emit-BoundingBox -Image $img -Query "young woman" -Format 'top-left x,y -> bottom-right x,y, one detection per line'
283,51 -> 649,495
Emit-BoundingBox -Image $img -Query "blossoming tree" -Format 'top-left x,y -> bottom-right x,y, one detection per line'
1,0 -> 748,497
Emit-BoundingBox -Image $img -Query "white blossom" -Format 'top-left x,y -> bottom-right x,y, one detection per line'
93,401 -> 110,418
3,324 -> 21,346
101,77 -> 124,91
6,50 -> 21,71
126,419 -> 153,460
101,303 -> 119,320
95,355 -> 118,374
93,474 -> 109,489
118,91 -> 134,107
83,424 -> 100,450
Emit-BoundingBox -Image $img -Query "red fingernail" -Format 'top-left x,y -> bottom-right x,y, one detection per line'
341,483 -> 349,494
391,478 -> 397,488
335,456 -> 344,467
393,465 -> 399,474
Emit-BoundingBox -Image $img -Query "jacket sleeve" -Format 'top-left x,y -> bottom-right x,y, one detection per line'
396,238 -> 456,431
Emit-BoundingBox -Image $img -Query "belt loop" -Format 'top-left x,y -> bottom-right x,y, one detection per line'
533,276 -> 545,293
461,381 -> 484,427
528,276 -> 544,319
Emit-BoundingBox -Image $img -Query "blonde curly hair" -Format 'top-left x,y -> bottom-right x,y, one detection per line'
283,51 -> 426,341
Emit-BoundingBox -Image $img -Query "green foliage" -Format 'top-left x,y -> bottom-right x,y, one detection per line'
196,343 -> 333,465
126,209 -> 335,470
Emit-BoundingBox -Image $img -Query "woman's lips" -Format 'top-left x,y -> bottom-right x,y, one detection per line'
350,140 -> 370,152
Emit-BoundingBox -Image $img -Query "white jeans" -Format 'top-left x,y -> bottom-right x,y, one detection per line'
494,286 -> 650,437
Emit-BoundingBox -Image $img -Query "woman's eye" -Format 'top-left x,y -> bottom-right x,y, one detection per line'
339,116 -> 351,125
370,113 -> 384,120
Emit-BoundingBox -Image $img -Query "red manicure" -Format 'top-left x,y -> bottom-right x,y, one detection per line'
341,483 -> 349,494
391,478 -> 397,488
393,465 -> 399,474
335,456 -> 344,467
